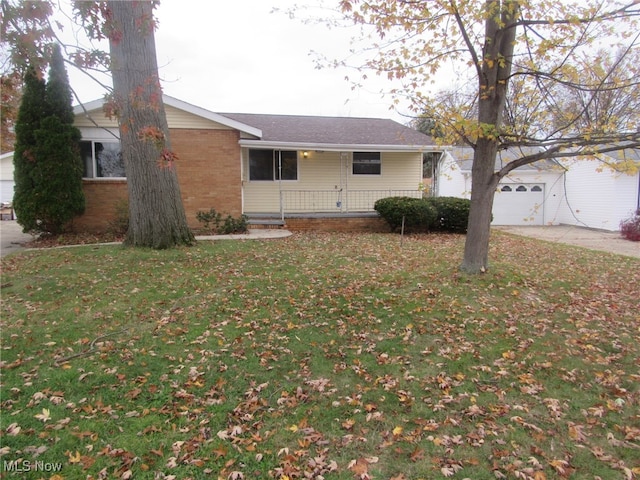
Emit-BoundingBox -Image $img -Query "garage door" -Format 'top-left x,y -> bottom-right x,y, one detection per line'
492,183 -> 544,225
0,180 -> 14,204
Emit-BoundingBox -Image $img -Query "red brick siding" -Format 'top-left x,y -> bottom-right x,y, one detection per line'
171,129 -> 242,227
74,128 -> 242,232
74,180 -> 128,232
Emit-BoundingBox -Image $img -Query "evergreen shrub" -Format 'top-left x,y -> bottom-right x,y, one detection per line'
374,196 -> 437,232
426,196 -> 471,233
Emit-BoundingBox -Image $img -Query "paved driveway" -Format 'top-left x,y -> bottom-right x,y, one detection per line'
0,221 -> 34,257
495,225 -> 640,259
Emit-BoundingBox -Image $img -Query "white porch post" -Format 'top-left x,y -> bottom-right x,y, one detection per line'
277,150 -> 284,220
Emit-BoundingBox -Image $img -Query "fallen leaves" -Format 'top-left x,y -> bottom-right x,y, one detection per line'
34,407 -> 51,422
1,233 -> 639,478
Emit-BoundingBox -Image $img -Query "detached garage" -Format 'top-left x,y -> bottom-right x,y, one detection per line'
435,147 -> 565,226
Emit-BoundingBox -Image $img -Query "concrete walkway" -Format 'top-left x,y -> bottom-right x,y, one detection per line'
495,225 -> 640,259
0,220 -> 292,258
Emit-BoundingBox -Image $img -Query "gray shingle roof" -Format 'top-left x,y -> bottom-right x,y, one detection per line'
220,112 -> 435,147
449,144 -> 640,172
448,146 -> 561,171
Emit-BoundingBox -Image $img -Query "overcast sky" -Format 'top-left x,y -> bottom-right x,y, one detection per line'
65,0 -> 412,122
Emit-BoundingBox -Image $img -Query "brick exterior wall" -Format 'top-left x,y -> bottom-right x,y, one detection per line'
74,180 -> 128,232
73,128 -> 242,233
171,129 -> 242,227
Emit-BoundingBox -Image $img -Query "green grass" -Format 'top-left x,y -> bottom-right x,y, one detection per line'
1,232 -> 639,479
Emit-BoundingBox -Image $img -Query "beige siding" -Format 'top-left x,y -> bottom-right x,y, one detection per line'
74,110 -> 119,128
243,150 -> 423,213
165,105 -> 233,130
75,105 -> 233,130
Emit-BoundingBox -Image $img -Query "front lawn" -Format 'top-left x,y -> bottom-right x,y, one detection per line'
1,232 -> 638,479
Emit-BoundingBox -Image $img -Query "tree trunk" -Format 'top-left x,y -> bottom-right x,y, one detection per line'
460,140 -> 501,273
459,1 -> 519,273
108,1 -> 194,249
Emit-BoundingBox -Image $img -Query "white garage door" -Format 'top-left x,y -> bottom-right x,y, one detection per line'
0,180 -> 14,204
492,183 -> 544,225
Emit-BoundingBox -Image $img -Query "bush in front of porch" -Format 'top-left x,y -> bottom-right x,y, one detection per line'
374,196 -> 438,232
374,196 -> 471,233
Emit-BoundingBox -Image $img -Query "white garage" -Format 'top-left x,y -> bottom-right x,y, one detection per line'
0,151 -> 15,204
435,146 -> 566,227
492,183 -> 545,225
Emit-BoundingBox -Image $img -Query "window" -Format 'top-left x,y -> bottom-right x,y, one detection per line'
516,185 -> 528,192
80,141 -> 125,178
500,185 -> 512,192
531,185 -> 542,192
278,151 -> 298,180
353,152 -> 381,175
248,149 -> 298,181
422,152 -> 441,179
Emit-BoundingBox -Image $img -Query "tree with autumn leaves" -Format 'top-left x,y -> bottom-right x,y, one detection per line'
3,0 -> 194,248
76,1 -> 195,248
330,0 -> 640,273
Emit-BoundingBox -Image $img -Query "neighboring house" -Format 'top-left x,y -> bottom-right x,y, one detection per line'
72,95 -> 438,232
0,151 -> 14,204
436,147 -> 565,226
556,146 -> 640,231
0,151 -> 16,220
436,145 -> 640,231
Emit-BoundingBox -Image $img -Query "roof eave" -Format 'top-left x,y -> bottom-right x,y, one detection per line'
238,139 -> 440,152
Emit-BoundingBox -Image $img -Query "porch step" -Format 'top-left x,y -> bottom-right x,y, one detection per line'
247,217 -> 286,229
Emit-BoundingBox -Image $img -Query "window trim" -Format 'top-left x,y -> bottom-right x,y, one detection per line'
248,149 -> 299,182
352,152 -> 382,176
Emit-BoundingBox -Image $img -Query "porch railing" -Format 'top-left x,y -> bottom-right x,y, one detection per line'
279,189 -> 423,217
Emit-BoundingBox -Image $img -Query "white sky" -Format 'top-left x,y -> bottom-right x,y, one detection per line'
65,0 -> 413,122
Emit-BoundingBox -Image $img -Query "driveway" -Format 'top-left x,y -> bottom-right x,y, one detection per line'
0,221 -> 35,258
495,225 -> 640,259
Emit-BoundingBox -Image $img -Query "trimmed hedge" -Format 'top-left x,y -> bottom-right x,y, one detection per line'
374,196 -> 437,232
374,196 -> 471,233
426,196 -> 471,233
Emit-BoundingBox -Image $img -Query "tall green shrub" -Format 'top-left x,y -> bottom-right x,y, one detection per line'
13,45 -> 85,235
12,67 -> 47,232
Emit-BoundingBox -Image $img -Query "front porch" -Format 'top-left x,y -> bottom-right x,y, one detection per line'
265,189 -> 423,218
246,189 -> 422,231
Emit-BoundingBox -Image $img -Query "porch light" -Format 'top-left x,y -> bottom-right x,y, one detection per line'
302,151 -> 309,158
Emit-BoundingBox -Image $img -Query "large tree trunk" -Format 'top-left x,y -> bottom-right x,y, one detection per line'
108,1 -> 194,249
459,1 -> 519,273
